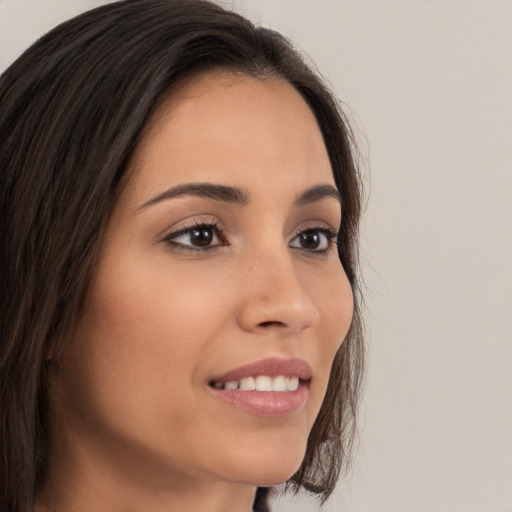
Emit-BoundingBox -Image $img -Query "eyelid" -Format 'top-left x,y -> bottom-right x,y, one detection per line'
290,225 -> 339,253
290,219 -> 340,239
161,217 -> 340,254
162,218 -> 227,252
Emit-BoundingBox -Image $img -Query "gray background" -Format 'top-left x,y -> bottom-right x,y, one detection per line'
1,1 -> 511,511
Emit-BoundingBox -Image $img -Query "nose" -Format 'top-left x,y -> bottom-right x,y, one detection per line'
236,245 -> 320,336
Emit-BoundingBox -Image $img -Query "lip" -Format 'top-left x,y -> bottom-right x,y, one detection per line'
209,357 -> 313,384
208,357 -> 312,418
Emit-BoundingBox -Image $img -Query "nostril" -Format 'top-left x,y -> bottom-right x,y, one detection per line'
258,320 -> 285,328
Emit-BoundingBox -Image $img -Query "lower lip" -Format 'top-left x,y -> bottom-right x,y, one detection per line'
209,382 -> 309,417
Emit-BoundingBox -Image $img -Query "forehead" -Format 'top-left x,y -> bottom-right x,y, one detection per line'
124,71 -> 334,205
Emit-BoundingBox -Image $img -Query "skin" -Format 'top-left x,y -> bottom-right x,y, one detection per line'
39,72 -> 354,512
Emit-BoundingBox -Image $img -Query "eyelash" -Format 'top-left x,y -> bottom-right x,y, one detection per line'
163,221 -> 339,254
163,221 -> 228,252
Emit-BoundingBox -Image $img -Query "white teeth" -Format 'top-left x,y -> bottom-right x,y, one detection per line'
285,376 -> 299,391
272,375 -> 287,391
239,376 -> 256,391
214,375 -> 302,392
255,375 -> 272,391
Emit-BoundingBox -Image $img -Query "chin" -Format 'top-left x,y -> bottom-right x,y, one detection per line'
253,466 -> 302,488
233,464 -> 303,488
219,435 -> 308,487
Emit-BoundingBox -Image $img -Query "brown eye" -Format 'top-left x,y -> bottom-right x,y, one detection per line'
289,228 -> 336,252
164,223 -> 225,251
190,227 -> 214,247
298,231 -> 321,249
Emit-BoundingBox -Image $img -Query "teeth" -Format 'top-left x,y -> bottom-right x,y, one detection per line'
239,376 -> 255,391
255,375 -> 272,391
272,375 -> 287,391
214,375 -> 301,392
285,376 -> 299,391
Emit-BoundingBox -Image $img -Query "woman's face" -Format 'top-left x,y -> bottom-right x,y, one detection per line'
50,72 -> 353,491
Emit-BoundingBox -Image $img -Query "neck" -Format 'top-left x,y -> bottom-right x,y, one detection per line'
37,472 -> 256,512
36,434 -> 257,512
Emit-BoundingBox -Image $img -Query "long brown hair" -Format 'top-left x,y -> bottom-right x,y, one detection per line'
0,1 -> 364,511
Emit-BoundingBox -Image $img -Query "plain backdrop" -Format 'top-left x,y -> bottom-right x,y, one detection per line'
1,1 -> 511,511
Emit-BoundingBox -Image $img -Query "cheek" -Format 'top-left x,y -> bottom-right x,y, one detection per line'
85,258 -> 229,370
313,263 -> 354,347
307,266 -> 354,404
61,255 -> 233,430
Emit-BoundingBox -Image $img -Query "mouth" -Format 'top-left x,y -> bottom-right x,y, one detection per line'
208,358 -> 312,417
210,375 -> 302,392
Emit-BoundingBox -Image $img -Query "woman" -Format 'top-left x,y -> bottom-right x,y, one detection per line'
0,1 -> 364,511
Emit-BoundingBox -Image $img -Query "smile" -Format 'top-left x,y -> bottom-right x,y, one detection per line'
211,375 -> 300,392
208,358 -> 312,417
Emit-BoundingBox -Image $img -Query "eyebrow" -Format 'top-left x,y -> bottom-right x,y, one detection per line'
137,183 -> 250,211
294,184 -> 341,206
137,182 -> 341,211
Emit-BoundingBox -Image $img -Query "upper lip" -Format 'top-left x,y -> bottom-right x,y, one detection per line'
209,357 -> 313,384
